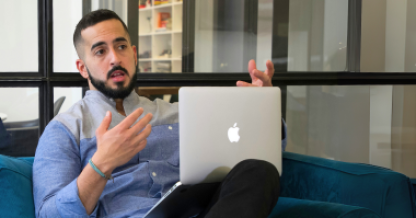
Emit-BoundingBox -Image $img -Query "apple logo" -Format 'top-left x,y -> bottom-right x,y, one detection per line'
228,123 -> 240,143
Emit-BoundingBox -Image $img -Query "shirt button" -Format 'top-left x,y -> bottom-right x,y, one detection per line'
168,126 -> 172,130
152,172 -> 157,177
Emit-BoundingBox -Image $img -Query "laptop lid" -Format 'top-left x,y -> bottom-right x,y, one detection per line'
179,87 -> 282,185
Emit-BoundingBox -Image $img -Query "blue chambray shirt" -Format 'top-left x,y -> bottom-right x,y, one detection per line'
33,90 -> 287,218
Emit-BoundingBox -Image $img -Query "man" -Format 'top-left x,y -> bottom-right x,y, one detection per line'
33,9 -> 284,218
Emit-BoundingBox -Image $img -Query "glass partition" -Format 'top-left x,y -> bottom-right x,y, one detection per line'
287,0 -> 348,72
53,87 -> 83,116
361,0 -> 416,72
194,0 -> 273,73
286,85 -> 416,178
0,88 -> 39,157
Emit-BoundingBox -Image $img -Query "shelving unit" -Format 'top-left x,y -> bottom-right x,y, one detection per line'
138,0 -> 183,73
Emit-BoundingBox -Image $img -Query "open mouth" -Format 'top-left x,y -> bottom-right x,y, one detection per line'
110,70 -> 126,82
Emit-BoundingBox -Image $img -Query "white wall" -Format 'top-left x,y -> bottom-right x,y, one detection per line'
0,0 -> 38,72
0,1 -> 38,121
54,0 -> 82,72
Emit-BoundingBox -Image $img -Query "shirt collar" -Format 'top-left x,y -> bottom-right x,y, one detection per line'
84,90 -> 139,108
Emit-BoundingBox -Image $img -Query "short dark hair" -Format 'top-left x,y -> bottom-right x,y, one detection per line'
73,9 -> 129,58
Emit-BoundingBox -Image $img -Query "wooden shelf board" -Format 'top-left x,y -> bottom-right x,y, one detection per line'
137,86 -> 180,95
153,3 -> 172,9
139,58 -> 152,62
139,33 -> 152,36
139,7 -> 152,12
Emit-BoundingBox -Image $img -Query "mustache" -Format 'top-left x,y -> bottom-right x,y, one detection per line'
107,66 -> 129,79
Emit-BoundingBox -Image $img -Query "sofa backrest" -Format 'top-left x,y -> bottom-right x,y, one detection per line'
280,152 -> 416,218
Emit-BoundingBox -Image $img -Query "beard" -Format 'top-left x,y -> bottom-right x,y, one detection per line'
87,65 -> 138,100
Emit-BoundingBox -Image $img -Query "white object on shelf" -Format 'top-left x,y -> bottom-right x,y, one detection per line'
138,0 -> 183,73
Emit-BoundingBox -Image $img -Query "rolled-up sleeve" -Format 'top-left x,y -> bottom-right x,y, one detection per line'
33,121 -> 97,218
282,118 -> 287,151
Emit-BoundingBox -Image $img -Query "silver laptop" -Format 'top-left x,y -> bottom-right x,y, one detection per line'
144,87 -> 282,218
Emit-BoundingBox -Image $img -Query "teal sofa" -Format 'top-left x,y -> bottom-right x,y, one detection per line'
0,152 -> 414,218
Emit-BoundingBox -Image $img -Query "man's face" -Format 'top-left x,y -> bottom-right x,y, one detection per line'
76,19 -> 138,99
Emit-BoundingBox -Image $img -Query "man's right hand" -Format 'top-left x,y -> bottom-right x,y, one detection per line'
92,108 -> 153,175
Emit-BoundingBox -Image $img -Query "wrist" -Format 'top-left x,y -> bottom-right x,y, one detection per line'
91,155 -> 114,176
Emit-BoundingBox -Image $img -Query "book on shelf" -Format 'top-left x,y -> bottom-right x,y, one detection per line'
155,12 -> 171,31
154,0 -> 170,5
138,0 -> 151,9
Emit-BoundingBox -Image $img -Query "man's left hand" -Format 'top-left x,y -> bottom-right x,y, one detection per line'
237,59 -> 274,87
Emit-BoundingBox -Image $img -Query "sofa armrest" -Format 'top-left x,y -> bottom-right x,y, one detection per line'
280,152 -> 416,218
0,155 -> 35,218
269,197 -> 380,218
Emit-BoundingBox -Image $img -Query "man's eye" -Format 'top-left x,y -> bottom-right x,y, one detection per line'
118,45 -> 127,50
95,49 -> 104,55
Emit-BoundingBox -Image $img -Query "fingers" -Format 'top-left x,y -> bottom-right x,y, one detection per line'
132,124 -> 152,151
265,60 -> 275,79
252,69 -> 270,83
96,111 -> 112,135
236,81 -> 256,87
134,139 -> 148,154
129,112 -> 153,135
248,59 -> 257,81
117,108 -> 144,129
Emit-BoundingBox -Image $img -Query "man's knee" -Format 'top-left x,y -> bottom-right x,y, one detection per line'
234,159 -> 280,179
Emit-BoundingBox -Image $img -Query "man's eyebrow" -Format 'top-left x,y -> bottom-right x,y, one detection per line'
91,41 -> 106,51
114,37 -> 128,43
90,37 -> 128,51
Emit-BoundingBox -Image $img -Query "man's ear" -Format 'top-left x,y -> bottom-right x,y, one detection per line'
76,59 -> 89,79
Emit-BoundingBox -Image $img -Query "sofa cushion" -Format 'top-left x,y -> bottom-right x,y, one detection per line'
280,152 -> 416,218
268,197 -> 380,218
0,155 -> 35,218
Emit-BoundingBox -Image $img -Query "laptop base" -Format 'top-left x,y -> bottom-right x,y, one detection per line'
144,182 -> 220,218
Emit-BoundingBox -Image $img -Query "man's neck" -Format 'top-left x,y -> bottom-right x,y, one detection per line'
114,99 -> 126,116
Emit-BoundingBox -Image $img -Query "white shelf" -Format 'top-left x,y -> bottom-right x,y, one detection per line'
141,30 -> 182,36
139,33 -> 152,36
154,58 -> 174,61
138,0 -> 183,73
153,31 -> 173,35
139,58 -> 182,61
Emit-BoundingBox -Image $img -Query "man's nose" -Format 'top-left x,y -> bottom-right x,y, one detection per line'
109,48 -> 121,66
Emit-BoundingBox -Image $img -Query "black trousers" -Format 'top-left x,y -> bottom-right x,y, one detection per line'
196,159 -> 280,218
